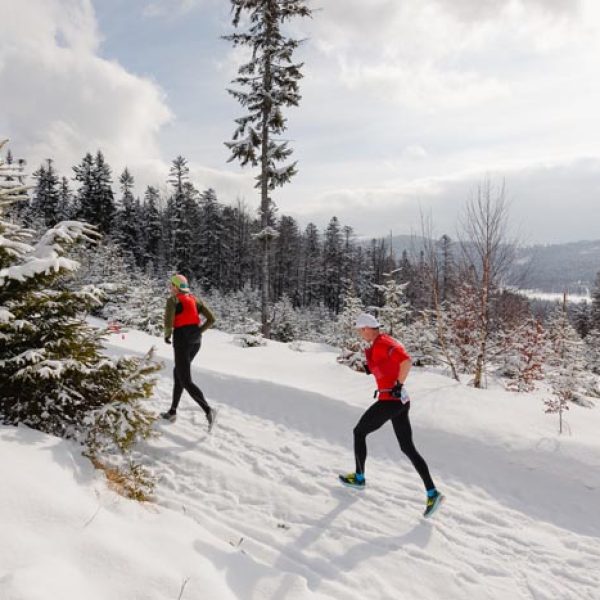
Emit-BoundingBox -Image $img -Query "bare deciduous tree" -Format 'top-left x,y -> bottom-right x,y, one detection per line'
459,178 -> 516,388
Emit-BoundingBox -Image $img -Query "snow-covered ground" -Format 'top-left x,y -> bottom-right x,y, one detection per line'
2,326 -> 600,599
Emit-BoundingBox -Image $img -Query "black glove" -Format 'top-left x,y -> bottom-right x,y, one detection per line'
391,382 -> 403,399
164,337 -> 171,345
364,364 -> 371,375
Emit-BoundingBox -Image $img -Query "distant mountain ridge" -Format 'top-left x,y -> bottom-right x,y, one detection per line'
513,240 -> 600,294
375,235 -> 600,294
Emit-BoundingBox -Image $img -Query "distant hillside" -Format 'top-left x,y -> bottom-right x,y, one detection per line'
513,240 -> 600,294
369,235 -> 600,294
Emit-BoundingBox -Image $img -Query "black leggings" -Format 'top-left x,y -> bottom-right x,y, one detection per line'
354,400 -> 435,491
169,340 -> 210,416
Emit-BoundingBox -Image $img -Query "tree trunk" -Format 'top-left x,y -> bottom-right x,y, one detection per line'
260,17 -> 273,338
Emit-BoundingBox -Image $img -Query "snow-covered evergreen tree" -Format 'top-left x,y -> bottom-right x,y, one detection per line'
403,310 -> 440,367
373,273 -> 411,338
113,168 -> 143,265
571,300 -> 591,339
271,293 -> 299,342
166,156 -> 197,274
331,290 -> 365,370
585,328 -> 600,375
57,176 -> 74,222
73,151 -> 116,235
30,159 -> 61,227
196,188 -> 224,290
0,213 -> 159,451
141,185 -> 163,273
546,298 -> 592,409
224,0 -> 312,336
300,222 -> 322,307
500,317 -> 547,392
1,142 -> 160,496
445,279 -> 480,376
322,216 -> 343,313
590,272 -> 600,332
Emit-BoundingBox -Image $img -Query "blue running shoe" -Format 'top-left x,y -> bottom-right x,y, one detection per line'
423,490 -> 445,518
338,473 -> 366,489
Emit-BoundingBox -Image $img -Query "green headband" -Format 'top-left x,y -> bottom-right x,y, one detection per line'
170,274 -> 189,290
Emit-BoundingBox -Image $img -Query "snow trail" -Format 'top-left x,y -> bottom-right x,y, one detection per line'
124,340 -> 600,600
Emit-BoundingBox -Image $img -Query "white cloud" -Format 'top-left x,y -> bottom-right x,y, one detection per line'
0,0 -> 172,187
303,0 -> 595,113
142,0 -> 212,18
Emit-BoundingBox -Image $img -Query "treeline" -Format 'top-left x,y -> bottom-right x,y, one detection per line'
13,151 -> 452,315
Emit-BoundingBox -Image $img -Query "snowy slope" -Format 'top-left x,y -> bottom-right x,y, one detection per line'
2,325 -> 600,600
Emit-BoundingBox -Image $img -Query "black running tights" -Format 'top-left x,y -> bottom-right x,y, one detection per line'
169,341 -> 210,415
353,400 -> 435,490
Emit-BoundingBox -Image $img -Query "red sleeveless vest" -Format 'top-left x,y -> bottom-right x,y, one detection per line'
173,293 -> 200,329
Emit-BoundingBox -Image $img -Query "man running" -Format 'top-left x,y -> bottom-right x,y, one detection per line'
161,274 -> 217,430
339,313 -> 444,518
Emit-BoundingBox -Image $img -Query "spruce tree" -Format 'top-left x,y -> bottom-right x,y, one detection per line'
323,216 -> 343,313
300,222 -> 322,307
590,271 -> 600,331
1,144 -> 160,475
332,289 -> 365,370
273,215 -> 301,302
546,295 -> 590,411
57,176 -> 73,221
92,150 -> 116,234
73,151 -> 116,235
72,152 -> 95,222
114,168 -> 142,265
141,185 -> 163,273
373,273 -> 411,338
31,159 -> 61,227
224,0 -> 312,336
196,188 -> 224,290
166,156 -> 197,274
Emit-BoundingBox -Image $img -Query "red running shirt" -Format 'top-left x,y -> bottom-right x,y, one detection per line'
365,334 -> 411,400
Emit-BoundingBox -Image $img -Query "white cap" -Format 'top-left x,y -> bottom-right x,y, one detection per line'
355,313 -> 381,329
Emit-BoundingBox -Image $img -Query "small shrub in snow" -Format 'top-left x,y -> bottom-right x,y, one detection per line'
233,318 -> 266,347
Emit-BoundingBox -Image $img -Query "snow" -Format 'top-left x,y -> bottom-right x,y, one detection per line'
2,323 -> 600,599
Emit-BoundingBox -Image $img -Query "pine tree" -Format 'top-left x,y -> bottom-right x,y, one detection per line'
196,188 -> 224,290
585,328 -> 600,375
446,278 -> 481,376
30,159 -> 61,227
73,151 -> 116,235
224,0 -> 312,336
571,300 -> 591,339
0,139 -> 28,207
141,186 -> 163,273
546,295 -> 590,416
590,272 -> 600,331
500,317 -> 547,392
403,310 -> 440,367
57,176 -> 74,222
72,152 -> 94,222
1,144 -> 160,472
92,150 -> 116,234
221,200 -> 254,292
323,216 -> 343,313
437,234 -> 456,303
273,215 -> 301,302
300,222 -> 322,307
366,238 -> 389,307
332,289 -> 365,370
271,293 -> 299,342
114,168 -> 143,266
373,273 -> 411,338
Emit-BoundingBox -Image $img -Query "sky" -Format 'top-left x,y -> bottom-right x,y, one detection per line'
1,0 -> 600,244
